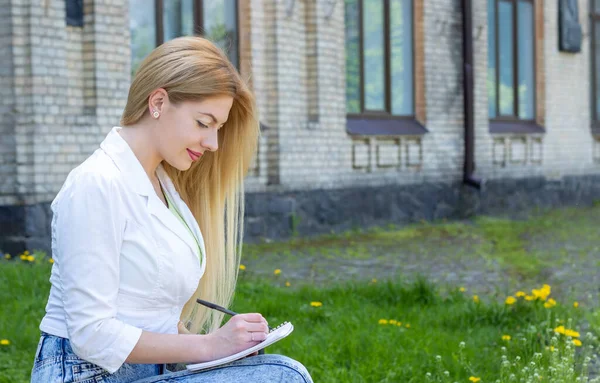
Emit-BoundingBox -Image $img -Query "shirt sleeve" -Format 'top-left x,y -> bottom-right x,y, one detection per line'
54,171 -> 142,373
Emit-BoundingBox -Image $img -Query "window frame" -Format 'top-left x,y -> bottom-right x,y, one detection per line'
591,2 -> 600,134
150,0 -> 240,65
345,0 -> 426,136
489,0 -> 543,134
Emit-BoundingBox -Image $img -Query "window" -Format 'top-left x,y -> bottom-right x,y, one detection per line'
488,0 -> 540,132
345,0 -> 424,135
592,1 -> 600,132
129,0 -> 238,74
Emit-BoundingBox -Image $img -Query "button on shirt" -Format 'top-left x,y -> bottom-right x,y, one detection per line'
39,126 -> 207,373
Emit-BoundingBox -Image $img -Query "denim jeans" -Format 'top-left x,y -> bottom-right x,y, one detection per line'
30,332 -> 313,382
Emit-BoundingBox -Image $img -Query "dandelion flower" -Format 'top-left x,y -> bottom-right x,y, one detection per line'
371,278 -> 377,283
310,301 -> 322,307
525,295 -> 536,301
49,259 -> 54,264
505,296 -> 516,305
0,339 -> 9,346
473,295 -> 480,303
285,281 -> 291,287
564,329 -> 580,338
389,320 -> 397,325
3,254 -> 10,259
378,319 -> 388,325
20,255 -> 27,261
544,298 -> 556,309
469,377 -> 481,383
274,269 -> 281,275
405,323 -> 411,328
395,322 -> 402,327
239,264 -> 246,271
515,291 -> 526,297
573,339 -> 582,347
554,326 -> 566,335
502,335 -> 511,341
26,255 -> 35,262
574,302 -> 579,308
459,287 -> 466,292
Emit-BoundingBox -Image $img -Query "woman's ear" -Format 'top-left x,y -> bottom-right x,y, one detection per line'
148,88 -> 169,115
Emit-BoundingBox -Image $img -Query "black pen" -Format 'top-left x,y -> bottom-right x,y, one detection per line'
196,298 -> 273,331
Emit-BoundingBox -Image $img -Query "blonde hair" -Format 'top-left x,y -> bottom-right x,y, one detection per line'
121,36 -> 259,334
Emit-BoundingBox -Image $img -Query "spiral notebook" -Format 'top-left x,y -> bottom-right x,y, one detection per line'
186,321 -> 294,371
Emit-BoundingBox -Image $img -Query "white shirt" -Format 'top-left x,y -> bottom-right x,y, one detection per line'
40,126 -> 207,373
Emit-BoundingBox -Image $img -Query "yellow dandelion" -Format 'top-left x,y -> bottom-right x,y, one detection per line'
574,302 -> 579,308
389,320 -> 397,325
3,253 -> 10,259
371,278 -> 377,284
544,298 -> 557,309
505,296 -> 516,305
515,291 -> 526,297
546,346 -> 555,352
554,325 -> 566,335
0,339 -> 9,346
396,322 -> 402,327
49,258 -> 54,264
20,255 -> 27,261
405,323 -> 411,328
564,329 -> 580,338
573,339 -> 582,347
26,255 -> 35,262
23,250 -> 30,255
459,287 -> 466,292
274,269 -> 281,275
502,335 -> 511,341
310,301 -> 322,307
378,319 -> 389,325
473,295 -> 480,303
239,264 -> 246,270
469,377 -> 481,383
285,281 -> 291,287
525,295 -> 536,301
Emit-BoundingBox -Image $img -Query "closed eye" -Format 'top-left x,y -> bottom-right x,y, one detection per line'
197,120 -> 209,129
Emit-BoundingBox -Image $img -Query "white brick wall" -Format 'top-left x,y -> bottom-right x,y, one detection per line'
2,0 -> 600,207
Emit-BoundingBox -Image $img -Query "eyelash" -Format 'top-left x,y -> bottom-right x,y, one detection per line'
197,121 -> 209,129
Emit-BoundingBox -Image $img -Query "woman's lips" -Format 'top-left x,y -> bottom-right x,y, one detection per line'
187,149 -> 202,161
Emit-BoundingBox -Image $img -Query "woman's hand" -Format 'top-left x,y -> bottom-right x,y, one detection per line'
203,313 -> 269,361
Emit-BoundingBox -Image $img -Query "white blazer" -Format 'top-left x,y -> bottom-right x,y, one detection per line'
39,126 -> 207,373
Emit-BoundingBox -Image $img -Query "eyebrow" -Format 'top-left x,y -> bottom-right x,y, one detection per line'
198,112 -> 226,125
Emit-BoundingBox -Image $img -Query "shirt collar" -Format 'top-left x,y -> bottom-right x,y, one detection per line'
100,126 -> 155,197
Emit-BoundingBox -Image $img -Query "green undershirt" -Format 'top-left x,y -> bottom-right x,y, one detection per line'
163,189 -> 202,264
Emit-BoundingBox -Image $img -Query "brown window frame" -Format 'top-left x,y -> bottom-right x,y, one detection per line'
345,0 -> 427,136
153,0 -> 240,68
592,3 -> 600,135
489,0 -> 544,134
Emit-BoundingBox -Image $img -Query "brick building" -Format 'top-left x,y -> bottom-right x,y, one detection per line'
2,0 -> 600,254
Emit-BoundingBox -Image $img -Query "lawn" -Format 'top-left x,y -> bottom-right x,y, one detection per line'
2,207 -> 600,382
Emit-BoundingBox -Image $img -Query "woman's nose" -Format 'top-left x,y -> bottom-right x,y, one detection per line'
202,129 -> 219,152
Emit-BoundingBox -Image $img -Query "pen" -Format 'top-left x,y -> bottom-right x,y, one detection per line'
196,298 -> 273,331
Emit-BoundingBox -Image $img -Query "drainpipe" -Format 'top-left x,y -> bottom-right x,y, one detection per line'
462,0 -> 482,189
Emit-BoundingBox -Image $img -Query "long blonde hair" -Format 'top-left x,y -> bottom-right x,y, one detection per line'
121,36 -> 259,334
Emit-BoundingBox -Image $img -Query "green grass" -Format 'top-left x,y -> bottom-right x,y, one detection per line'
0,255 -> 594,383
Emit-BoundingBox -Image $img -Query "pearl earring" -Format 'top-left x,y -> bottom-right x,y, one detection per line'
152,110 -> 160,118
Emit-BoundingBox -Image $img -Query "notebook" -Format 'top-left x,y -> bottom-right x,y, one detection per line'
186,321 -> 294,371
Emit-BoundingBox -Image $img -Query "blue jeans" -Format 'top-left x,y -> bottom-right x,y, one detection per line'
30,332 -> 313,382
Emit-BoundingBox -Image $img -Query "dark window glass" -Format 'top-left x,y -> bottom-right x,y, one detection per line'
344,0 -> 414,117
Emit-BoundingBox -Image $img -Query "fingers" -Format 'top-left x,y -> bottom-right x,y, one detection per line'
237,313 -> 267,324
249,331 -> 267,342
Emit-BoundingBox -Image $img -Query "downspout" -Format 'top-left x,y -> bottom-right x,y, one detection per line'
462,0 -> 482,189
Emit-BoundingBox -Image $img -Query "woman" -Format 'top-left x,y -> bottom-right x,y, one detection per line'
30,36 -> 312,383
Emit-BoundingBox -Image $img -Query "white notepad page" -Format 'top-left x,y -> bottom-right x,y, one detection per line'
186,322 -> 294,372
